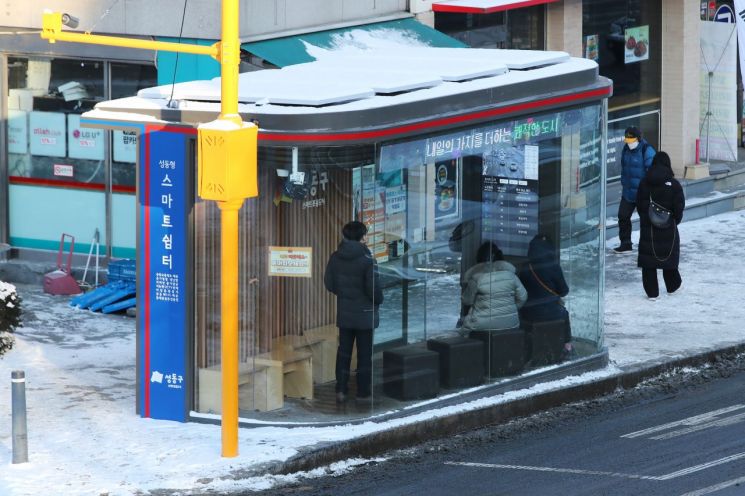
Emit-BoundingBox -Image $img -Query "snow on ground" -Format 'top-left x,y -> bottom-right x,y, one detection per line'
1,209 -> 744,494
604,209 -> 745,367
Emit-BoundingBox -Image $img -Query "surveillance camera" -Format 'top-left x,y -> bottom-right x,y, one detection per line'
61,13 -> 80,29
276,168 -> 289,177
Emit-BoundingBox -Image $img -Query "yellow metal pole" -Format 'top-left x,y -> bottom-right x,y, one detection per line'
218,199 -> 242,458
44,32 -> 218,58
218,0 -> 243,458
219,0 -> 241,124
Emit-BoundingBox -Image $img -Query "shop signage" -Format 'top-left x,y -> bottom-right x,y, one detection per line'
53,164 -> 74,177
8,110 -> 28,155
140,128 -> 189,421
114,130 -> 138,163
68,114 -> 105,161
584,34 -> 599,62
268,246 -> 313,277
29,111 -> 66,158
624,26 -> 649,64
714,4 -> 735,22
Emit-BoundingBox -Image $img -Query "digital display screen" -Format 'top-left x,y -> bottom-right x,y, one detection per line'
481,144 -> 539,257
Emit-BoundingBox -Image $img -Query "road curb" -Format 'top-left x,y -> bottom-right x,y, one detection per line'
270,342 -> 745,476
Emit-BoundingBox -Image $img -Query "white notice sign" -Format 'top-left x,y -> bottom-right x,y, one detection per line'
8,110 -> 28,155
68,114 -> 104,160
524,145 -> 539,180
268,247 -> 313,278
29,111 -> 66,157
114,130 -> 138,163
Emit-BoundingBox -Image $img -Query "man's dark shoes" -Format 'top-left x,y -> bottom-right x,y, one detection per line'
613,244 -> 633,254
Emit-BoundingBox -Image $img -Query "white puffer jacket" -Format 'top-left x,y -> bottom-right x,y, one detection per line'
461,260 -> 527,332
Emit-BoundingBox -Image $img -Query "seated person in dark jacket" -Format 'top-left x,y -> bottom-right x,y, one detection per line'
518,234 -> 573,358
324,221 -> 384,404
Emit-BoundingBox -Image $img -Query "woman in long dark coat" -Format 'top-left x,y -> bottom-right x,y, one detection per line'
636,151 -> 685,299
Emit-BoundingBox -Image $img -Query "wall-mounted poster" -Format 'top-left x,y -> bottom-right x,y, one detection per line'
29,111 -> 66,158
624,26 -> 649,64
114,130 -> 138,163
434,159 -> 459,222
68,114 -> 105,160
268,246 -> 313,278
584,34 -> 599,62
8,110 -> 28,155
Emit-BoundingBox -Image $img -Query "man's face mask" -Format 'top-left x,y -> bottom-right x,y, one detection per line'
627,140 -> 639,150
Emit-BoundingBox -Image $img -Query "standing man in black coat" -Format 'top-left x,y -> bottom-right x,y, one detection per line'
636,152 -> 685,300
324,221 -> 384,403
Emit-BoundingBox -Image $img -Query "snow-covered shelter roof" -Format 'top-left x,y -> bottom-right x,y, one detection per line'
83,47 -> 611,144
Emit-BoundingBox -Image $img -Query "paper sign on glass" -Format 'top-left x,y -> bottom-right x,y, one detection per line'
268,247 -> 313,278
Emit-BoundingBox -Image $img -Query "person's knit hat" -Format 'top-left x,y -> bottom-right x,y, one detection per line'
624,126 -> 641,143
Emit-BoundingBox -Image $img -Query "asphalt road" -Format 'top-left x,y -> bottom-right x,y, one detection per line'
249,358 -> 745,496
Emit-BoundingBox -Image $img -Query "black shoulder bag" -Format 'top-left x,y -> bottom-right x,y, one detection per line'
648,194 -> 673,229
648,192 -> 676,261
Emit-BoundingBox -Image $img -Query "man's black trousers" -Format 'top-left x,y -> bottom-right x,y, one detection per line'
336,327 -> 373,397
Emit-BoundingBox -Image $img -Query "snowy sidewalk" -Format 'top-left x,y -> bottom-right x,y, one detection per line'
2,209 -> 745,495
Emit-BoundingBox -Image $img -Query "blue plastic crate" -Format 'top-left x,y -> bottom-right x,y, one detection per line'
108,259 -> 136,282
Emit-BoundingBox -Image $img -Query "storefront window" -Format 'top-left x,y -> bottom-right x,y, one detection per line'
7,56 -> 106,253
8,57 -> 105,183
582,0 -> 662,151
194,103 -> 605,423
6,57 -> 154,256
435,7 -> 545,49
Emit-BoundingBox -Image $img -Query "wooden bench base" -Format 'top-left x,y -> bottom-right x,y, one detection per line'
275,331 -> 336,384
258,347 -> 314,400
198,359 -> 283,413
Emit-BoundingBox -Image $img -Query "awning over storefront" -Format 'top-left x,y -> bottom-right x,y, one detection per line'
241,18 -> 465,68
432,0 -> 560,14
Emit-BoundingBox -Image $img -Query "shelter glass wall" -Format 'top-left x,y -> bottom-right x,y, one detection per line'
193,102 -> 605,423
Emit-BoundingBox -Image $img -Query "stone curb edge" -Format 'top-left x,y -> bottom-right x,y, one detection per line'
266,342 -> 745,476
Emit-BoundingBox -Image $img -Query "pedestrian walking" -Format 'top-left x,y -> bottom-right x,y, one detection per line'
635,151 -> 685,300
614,126 -> 656,253
324,221 -> 384,403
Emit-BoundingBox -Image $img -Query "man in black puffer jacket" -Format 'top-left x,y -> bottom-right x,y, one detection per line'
324,221 -> 384,403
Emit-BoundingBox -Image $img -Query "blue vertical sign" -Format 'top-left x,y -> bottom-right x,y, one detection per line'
139,127 -> 190,421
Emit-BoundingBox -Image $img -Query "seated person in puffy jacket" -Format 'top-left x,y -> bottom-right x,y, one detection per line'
518,234 -> 573,357
461,242 -> 527,332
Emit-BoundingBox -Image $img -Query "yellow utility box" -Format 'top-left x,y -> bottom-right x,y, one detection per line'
198,120 -> 258,201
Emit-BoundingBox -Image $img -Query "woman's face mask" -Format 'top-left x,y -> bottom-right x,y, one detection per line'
627,140 -> 639,150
